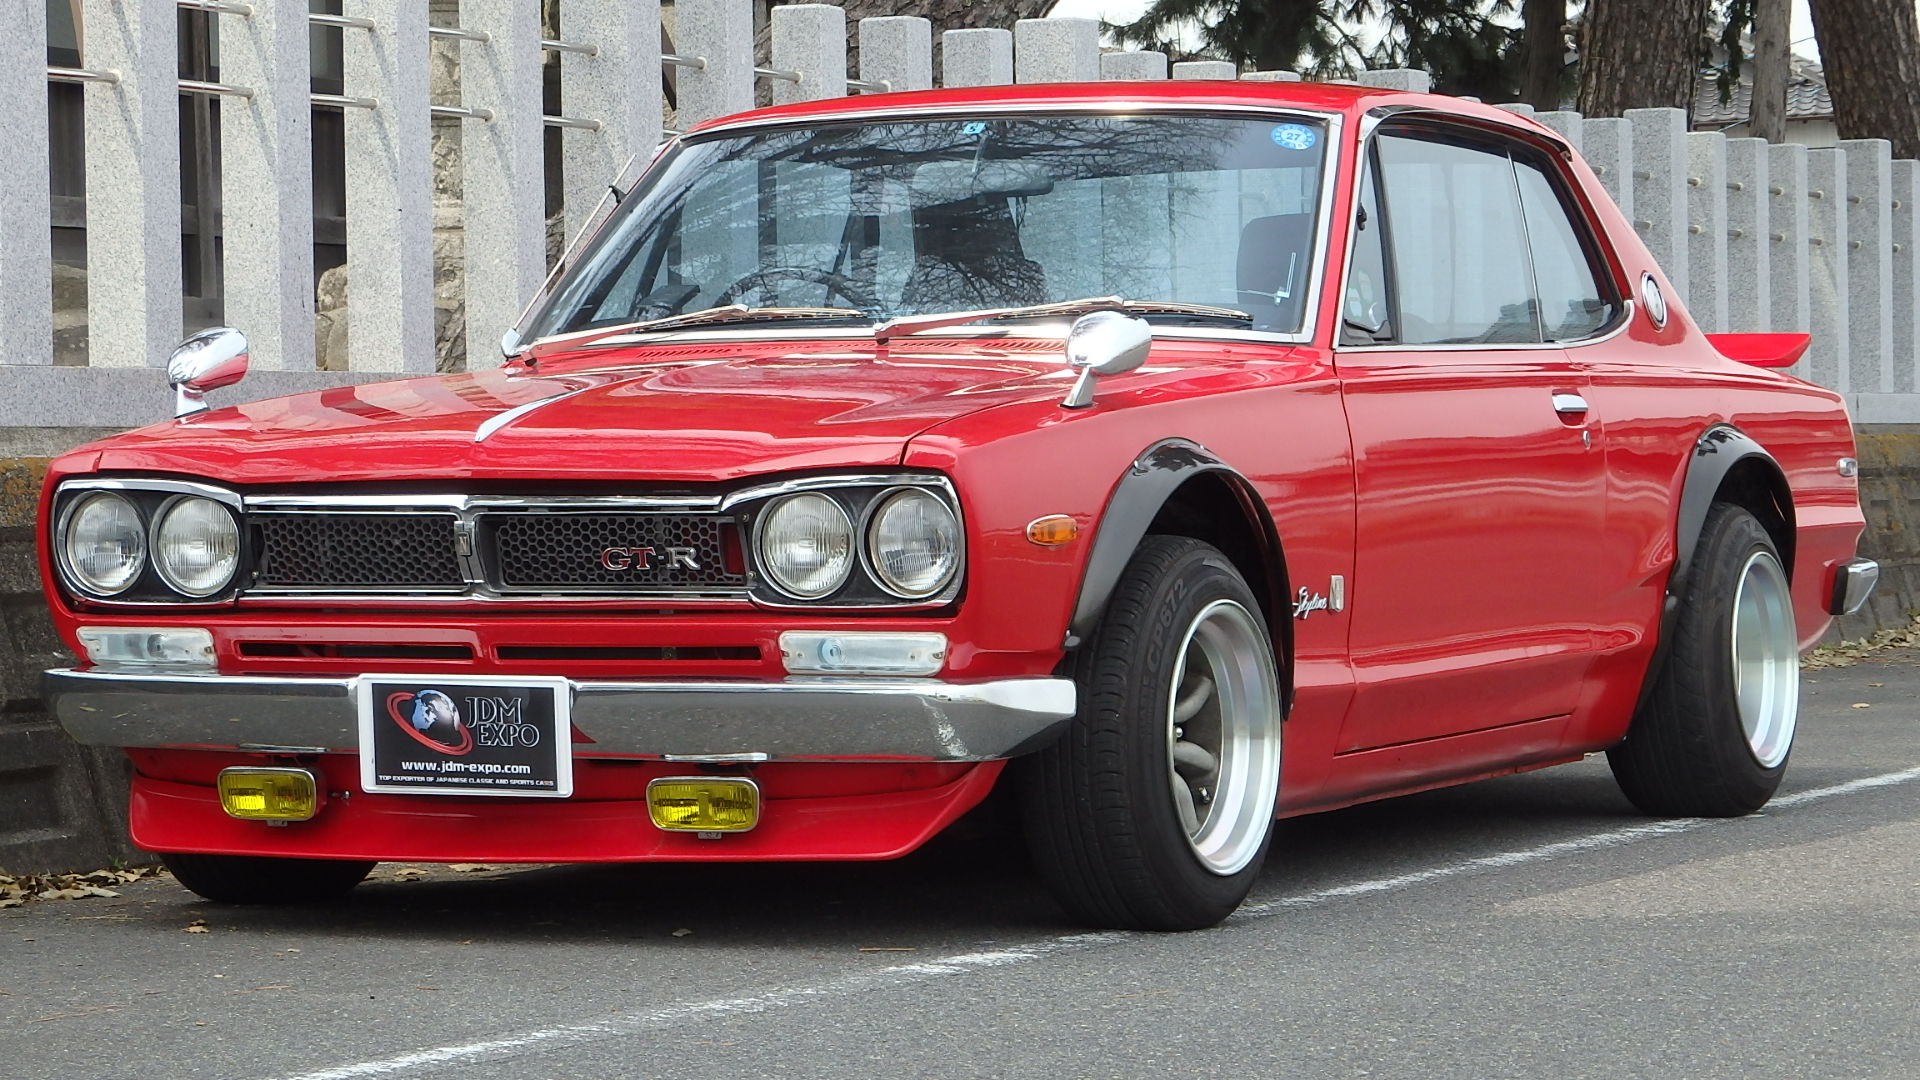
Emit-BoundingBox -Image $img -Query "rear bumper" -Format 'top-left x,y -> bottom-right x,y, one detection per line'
45,669 -> 1077,762
1829,557 -> 1881,616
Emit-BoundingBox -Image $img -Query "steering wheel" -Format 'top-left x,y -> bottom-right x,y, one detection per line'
713,265 -> 877,311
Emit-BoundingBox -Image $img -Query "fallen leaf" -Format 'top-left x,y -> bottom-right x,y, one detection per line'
448,864 -> 497,873
184,918 -> 210,934
671,927 -> 694,938
391,867 -> 429,882
415,985 -> 440,991
1852,703 -> 1873,709
1868,682 -> 1884,687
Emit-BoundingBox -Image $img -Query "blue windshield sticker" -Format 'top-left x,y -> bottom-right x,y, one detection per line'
1271,124 -> 1317,151
962,121 -> 987,136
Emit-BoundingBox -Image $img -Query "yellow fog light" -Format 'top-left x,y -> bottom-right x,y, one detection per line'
217,768 -> 318,822
646,777 -> 760,833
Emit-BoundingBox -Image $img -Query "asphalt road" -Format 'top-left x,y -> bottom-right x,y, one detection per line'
5,650 -> 1920,1080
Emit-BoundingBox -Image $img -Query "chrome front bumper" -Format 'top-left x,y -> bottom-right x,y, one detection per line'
44,669 -> 1078,763
1830,557 -> 1881,616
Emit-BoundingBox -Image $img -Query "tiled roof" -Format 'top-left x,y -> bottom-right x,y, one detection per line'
1693,59 -> 1834,125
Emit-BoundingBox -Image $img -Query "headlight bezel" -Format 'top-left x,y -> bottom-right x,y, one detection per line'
753,491 -> 858,600
735,475 -> 965,609
863,486 -> 962,600
55,490 -> 148,598
150,493 -> 244,598
51,479 -> 247,605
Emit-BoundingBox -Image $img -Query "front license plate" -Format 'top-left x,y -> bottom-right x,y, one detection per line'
357,675 -> 573,798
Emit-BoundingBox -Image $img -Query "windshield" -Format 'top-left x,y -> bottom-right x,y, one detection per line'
520,112 -> 1331,343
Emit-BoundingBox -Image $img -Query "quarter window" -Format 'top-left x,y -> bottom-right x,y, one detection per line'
1514,157 -> 1619,340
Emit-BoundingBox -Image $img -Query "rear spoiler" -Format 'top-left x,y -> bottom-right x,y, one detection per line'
1706,332 -> 1811,369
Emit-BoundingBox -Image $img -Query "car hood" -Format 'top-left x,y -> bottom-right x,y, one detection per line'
81,340 -> 1086,485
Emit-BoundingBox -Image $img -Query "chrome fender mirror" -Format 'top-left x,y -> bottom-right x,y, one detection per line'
167,326 -> 250,418
1061,310 -> 1152,409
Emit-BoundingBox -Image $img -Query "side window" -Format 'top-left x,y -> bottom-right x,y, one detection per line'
1374,131 -> 1540,345
1513,154 -> 1620,341
1341,150 -> 1393,345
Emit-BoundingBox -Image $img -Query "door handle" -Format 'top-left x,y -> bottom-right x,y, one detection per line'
1551,393 -> 1589,416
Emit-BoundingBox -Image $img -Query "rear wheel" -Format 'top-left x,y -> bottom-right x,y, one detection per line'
1018,536 -> 1283,930
1610,503 -> 1798,816
161,853 -> 375,905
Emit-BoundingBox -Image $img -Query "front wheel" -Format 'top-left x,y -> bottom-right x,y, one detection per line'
1610,503 -> 1798,816
161,853 -> 376,905
1017,536 -> 1283,931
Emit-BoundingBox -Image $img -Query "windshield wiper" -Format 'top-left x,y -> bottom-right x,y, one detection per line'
874,297 -> 1252,342
526,305 -> 870,359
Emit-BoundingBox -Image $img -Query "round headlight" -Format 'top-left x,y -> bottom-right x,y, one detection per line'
61,492 -> 147,596
866,489 -> 960,599
152,496 -> 240,597
757,493 -> 854,599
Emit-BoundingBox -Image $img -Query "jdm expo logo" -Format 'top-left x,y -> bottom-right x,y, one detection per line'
385,688 -> 544,756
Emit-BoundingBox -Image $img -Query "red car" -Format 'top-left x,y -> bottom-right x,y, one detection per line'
41,81 -> 1877,930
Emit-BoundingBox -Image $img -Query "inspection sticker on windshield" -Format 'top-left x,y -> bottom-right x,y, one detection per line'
1271,124 -> 1317,151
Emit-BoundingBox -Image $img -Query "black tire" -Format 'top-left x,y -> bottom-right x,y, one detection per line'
1016,535 -> 1284,931
1610,503 -> 1799,816
161,853 -> 376,905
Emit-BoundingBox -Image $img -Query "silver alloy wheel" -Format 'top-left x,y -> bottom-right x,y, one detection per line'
1731,549 -> 1798,768
1164,598 -> 1282,876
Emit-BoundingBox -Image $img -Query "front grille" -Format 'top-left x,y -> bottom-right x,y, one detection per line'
484,513 -> 744,591
242,505 -> 745,598
255,513 -> 464,589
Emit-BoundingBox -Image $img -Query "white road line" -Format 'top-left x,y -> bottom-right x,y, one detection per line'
278,764 -> 1920,1080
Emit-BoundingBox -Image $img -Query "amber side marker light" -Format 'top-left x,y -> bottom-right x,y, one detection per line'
217,767 -> 318,822
1027,515 -> 1079,547
647,777 -> 760,833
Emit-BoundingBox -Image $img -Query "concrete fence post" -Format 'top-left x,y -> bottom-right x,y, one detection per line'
342,2 -> 434,373
1841,139 -> 1894,399
1496,103 -> 1536,117
772,5 -> 847,104
1724,138 -> 1771,334
942,29 -> 1013,88
859,17 -> 933,94
675,0 -> 754,126
1893,160 -> 1918,394
1806,148 -> 1850,393
0,0 -> 50,367
1625,108 -> 1688,303
1100,51 -> 1168,81
461,1 -> 546,369
1356,69 -> 1432,92
1685,131 -> 1729,333
1534,111 -> 1583,155
1766,143 -> 1812,376
1241,70 -> 1303,82
219,0 -> 314,372
81,0 -> 181,368
560,0 -> 662,245
1580,117 -> 1633,221
1173,60 -> 1237,80
1013,18 -> 1098,83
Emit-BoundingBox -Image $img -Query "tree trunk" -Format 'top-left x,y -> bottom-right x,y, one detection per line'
1808,0 -> 1920,160
1748,0 -> 1790,143
1520,0 -> 1566,110
1576,0 -> 1710,117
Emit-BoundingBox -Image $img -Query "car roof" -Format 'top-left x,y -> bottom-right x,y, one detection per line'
683,79 -> 1566,153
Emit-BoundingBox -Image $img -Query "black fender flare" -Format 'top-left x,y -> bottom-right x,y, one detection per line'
1668,425 -> 1789,604
1638,424 -> 1789,707
1066,439 -> 1291,689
